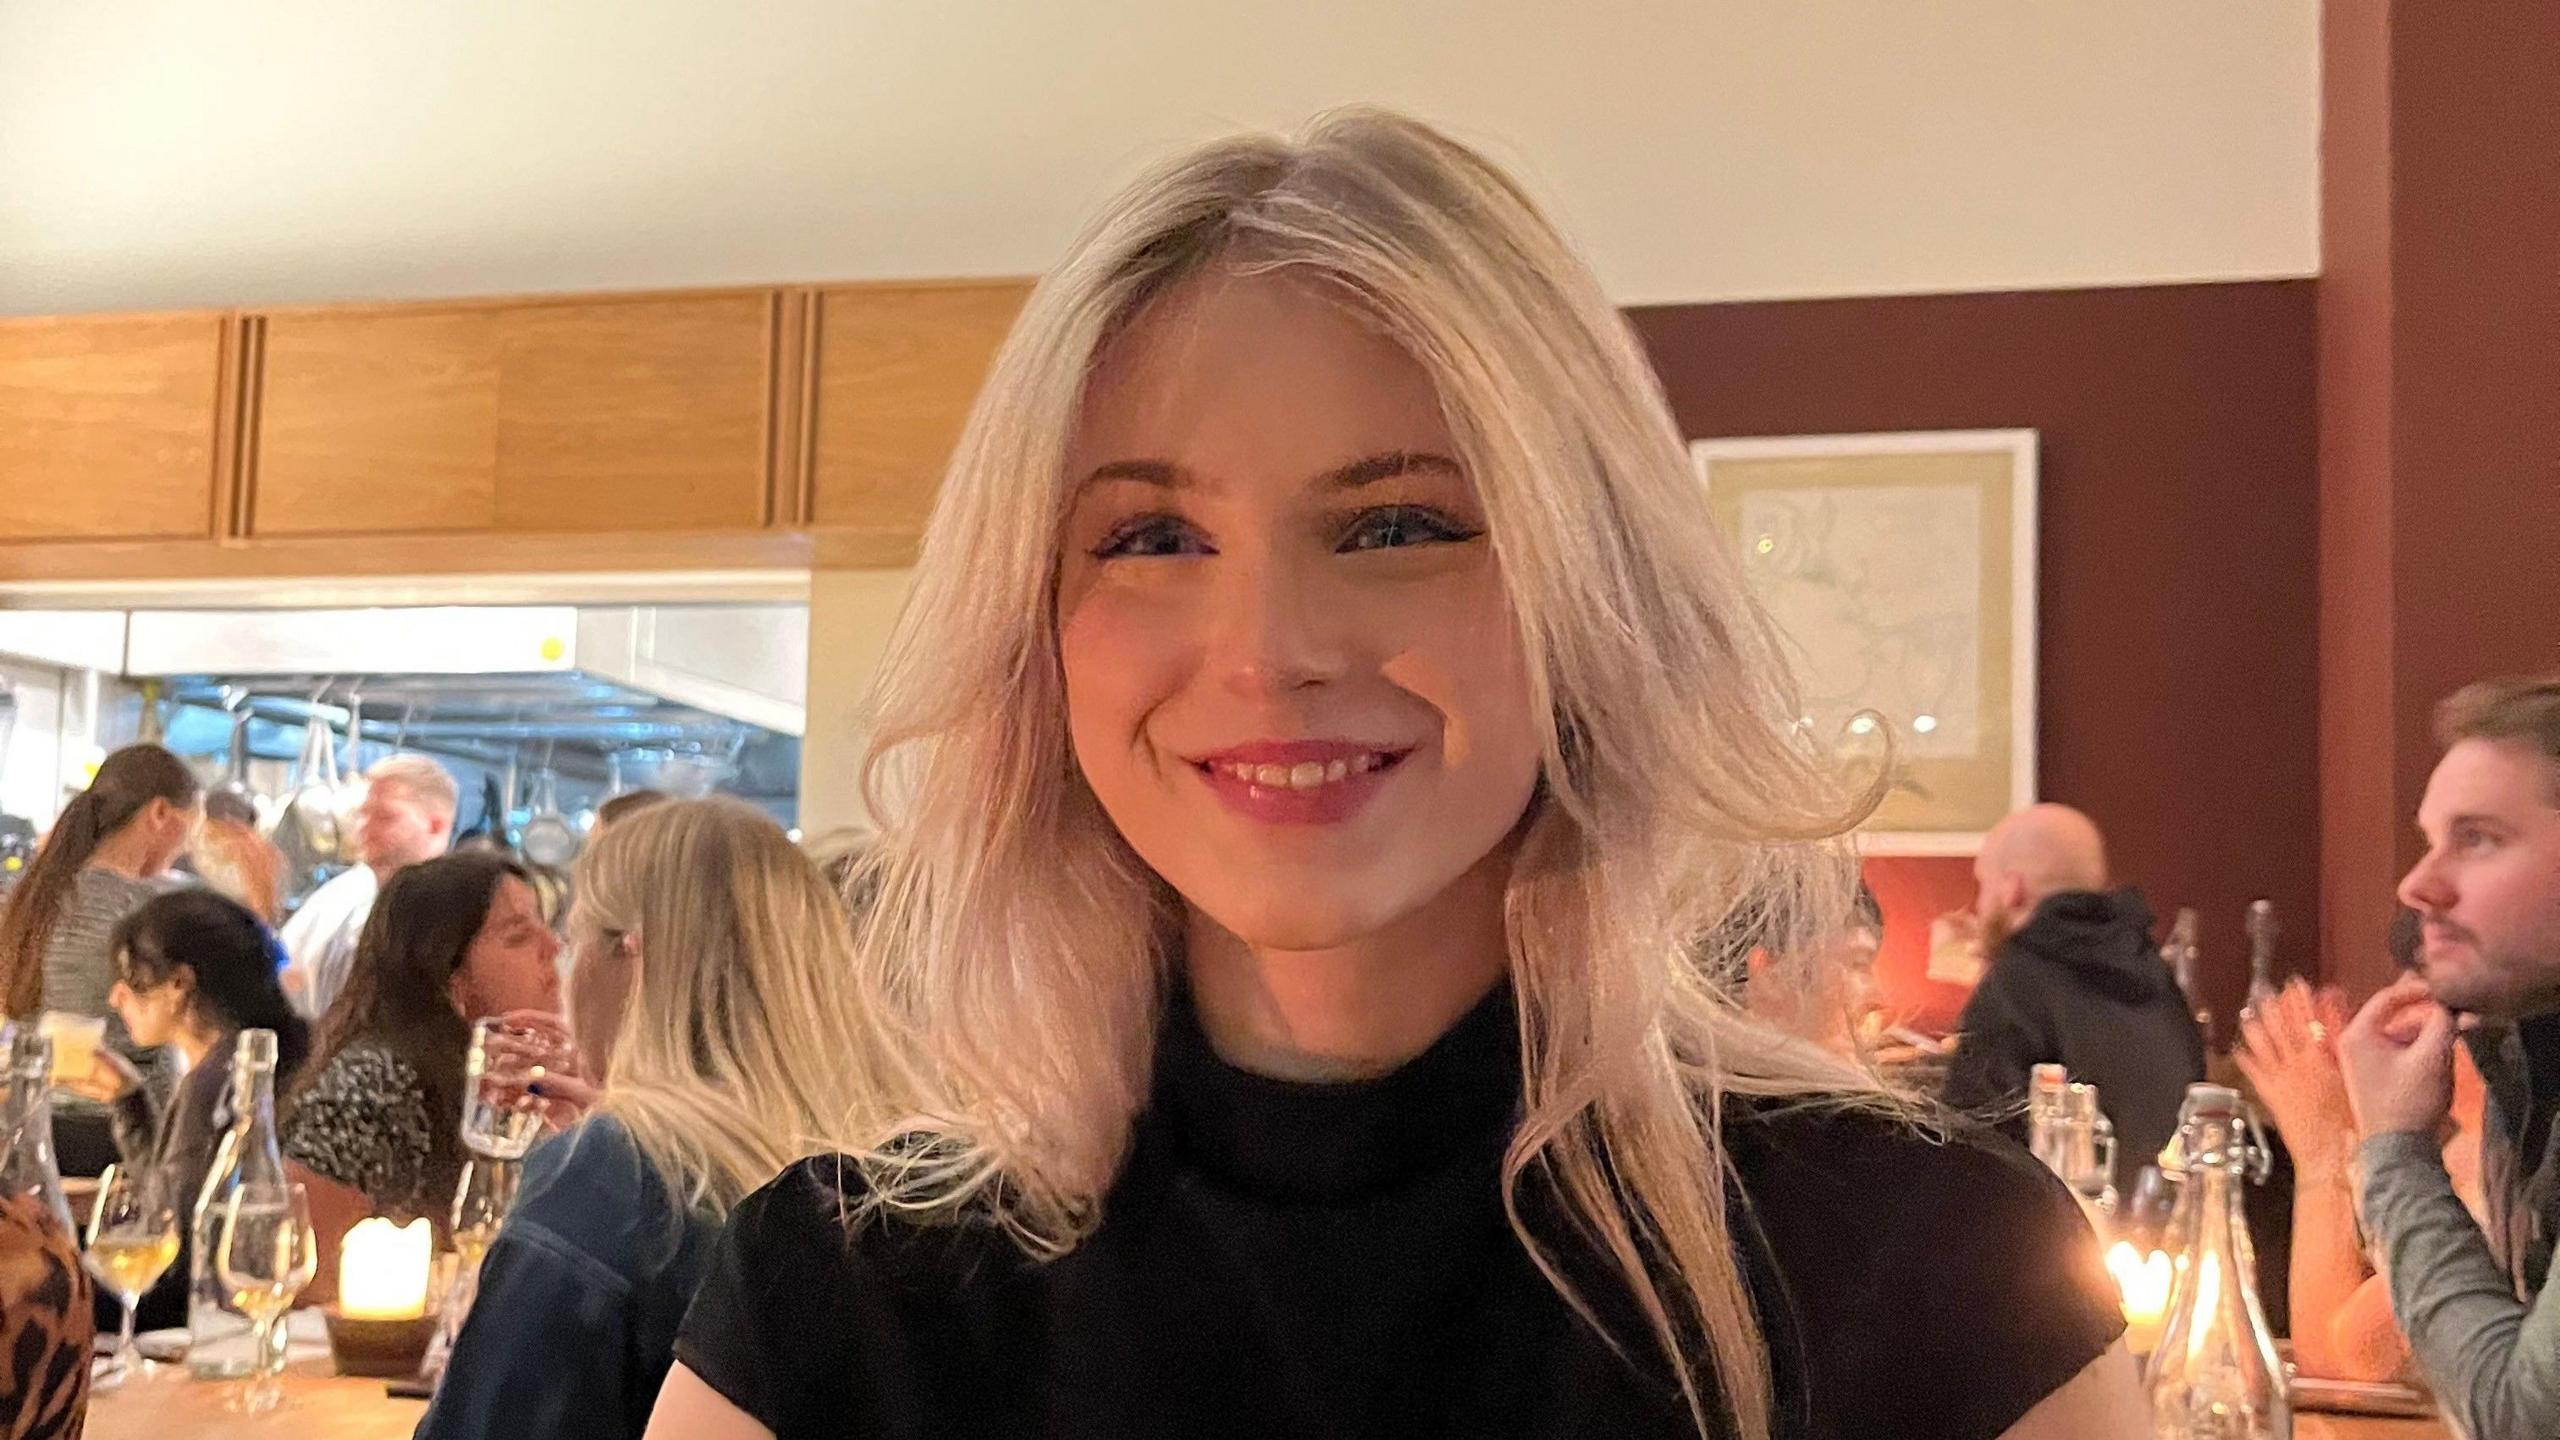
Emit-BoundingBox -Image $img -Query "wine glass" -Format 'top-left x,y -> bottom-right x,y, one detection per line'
462,1017 -> 568,1159
215,1181 -> 319,1415
451,1156 -> 516,1272
82,1163 -> 180,1388
428,1157 -> 517,1373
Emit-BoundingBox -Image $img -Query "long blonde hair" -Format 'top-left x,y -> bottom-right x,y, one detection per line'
847,108 -> 1886,1439
574,797 -> 905,1214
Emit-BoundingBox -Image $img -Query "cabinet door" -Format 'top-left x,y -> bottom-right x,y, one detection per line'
807,282 -> 1027,533
0,313 -> 225,541
493,294 -> 774,532
253,309 -> 501,536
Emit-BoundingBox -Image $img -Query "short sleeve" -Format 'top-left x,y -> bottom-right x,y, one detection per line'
1732,1105 -> 2125,1440
673,1157 -> 870,1437
282,1049 -> 435,1214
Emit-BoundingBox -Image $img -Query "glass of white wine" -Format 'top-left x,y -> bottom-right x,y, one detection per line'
82,1163 -> 181,1389
427,1156 -> 516,1378
214,1181 -> 319,1415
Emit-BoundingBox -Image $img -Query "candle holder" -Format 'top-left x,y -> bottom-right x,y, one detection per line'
323,1306 -> 438,1378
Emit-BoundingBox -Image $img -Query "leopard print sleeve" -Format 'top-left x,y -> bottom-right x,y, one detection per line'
0,1190 -> 93,1439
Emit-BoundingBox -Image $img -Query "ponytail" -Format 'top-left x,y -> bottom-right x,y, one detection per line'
0,744 -> 201,1018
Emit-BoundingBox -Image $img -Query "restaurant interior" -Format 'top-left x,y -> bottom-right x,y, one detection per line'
1,3 -> 2553,1439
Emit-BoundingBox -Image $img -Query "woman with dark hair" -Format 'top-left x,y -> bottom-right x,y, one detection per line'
0,743 -> 203,1175
60,888 -> 312,1328
103,889 -> 310,1181
281,852 -> 560,1283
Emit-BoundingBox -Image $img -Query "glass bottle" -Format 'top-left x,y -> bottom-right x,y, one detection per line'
1,1023 -> 77,1241
2025,1062 -> 2071,1174
1,1024 -> 92,1431
2059,1081 -> 2119,1219
2149,1083 -> 2288,1440
2164,906 -> 2211,1041
2244,900 -> 2281,1010
188,1028 -> 289,1379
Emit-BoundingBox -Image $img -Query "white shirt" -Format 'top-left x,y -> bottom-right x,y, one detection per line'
280,865 -> 378,1021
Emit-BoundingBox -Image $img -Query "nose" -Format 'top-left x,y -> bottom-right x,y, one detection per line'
1203,542 -> 1349,699
2398,847 -> 2455,916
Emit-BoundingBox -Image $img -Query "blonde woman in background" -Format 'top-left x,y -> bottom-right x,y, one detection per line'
416,797 -> 892,1440
652,110 -> 2140,1440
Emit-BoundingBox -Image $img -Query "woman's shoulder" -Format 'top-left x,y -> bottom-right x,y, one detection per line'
1727,1094 -> 2060,1206
1726,1095 -> 2105,1277
47,867 -> 156,947
720,1151 -> 1019,1287
506,1117 -> 715,1286
1726,1096 -> 2125,1438
313,1041 -> 424,1094
71,865 -> 160,905
292,1044 -> 430,1129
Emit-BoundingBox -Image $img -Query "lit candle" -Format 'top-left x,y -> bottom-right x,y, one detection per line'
2107,1240 -> 2174,1355
338,1217 -> 433,1321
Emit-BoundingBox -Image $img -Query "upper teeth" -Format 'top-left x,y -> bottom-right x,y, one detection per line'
1219,753 -> 1390,790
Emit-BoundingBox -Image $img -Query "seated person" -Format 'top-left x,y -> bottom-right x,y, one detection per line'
1745,883 -> 1886,1059
280,852 -> 560,1299
2339,675 -> 2560,1440
1941,804 -> 2205,1196
58,889 -> 311,1330
417,798 -> 892,1440
2234,967 -> 2482,1381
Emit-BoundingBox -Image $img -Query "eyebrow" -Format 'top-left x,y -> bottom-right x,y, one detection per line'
2422,812 -> 2511,838
1077,450 -> 1464,495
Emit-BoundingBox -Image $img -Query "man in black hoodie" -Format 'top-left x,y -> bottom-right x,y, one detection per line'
1941,804 -> 2206,1194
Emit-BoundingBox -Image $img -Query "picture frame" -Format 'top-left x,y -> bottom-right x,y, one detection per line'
1692,428 -> 2038,855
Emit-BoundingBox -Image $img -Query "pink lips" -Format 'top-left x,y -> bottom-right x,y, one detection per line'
1189,739 -> 1411,826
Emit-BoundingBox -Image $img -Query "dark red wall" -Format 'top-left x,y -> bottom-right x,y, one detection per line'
1628,281 -> 2321,1028
2319,0 -> 2560,996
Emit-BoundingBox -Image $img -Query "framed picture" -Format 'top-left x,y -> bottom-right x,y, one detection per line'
1692,429 -> 2037,855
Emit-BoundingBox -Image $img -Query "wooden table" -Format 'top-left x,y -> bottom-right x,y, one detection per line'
83,1315 -> 427,1440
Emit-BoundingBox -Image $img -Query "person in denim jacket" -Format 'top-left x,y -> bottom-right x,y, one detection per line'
416,798 -> 891,1440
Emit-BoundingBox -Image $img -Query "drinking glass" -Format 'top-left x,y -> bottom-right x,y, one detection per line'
215,1181 -> 319,1415
430,1156 -> 517,1371
451,1156 -> 516,1271
81,1163 -> 180,1388
462,1018 -> 566,1159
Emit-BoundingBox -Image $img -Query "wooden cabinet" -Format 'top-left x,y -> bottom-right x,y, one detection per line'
0,312 -> 228,542
248,292 -> 777,539
804,282 -> 1027,532
253,309 -> 500,535
0,277 -> 1028,583
491,294 -> 775,532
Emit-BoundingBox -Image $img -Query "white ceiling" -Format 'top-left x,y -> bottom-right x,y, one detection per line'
0,0 -> 2320,316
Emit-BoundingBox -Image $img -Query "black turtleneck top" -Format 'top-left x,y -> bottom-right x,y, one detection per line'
674,989 -> 2122,1439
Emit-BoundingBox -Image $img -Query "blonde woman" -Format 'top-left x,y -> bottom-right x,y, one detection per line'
417,798 -> 886,1440
652,110 -> 2141,1440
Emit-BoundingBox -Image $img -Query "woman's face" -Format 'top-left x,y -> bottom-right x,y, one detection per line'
108,966 -> 189,1050
449,876 -> 564,1020
137,796 -> 202,876
1057,272 -> 1543,952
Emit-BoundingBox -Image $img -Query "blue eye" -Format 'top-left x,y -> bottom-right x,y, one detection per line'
1091,515 -> 1209,559
1339,506 -> 1481,553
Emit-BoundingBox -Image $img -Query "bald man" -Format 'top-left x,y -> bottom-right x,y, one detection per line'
1942,804 -> 2205,1194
